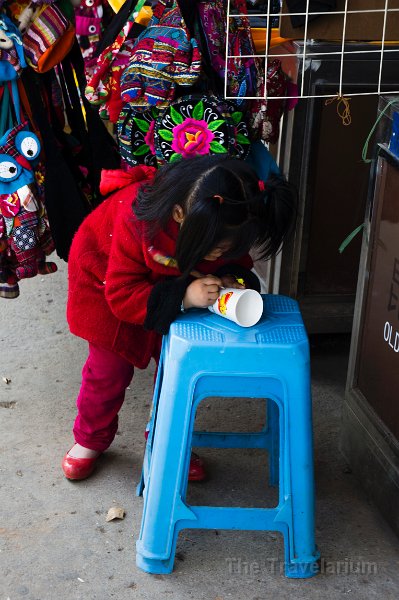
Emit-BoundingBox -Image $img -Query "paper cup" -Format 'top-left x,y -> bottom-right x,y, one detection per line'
208,288 -> 263,327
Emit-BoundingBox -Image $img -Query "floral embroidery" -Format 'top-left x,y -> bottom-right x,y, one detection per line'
154,95 -> 250,165
171,118 -> 215,158
117,106 -> 159,167
144,119 -> 156,155
0,193 -> 20,219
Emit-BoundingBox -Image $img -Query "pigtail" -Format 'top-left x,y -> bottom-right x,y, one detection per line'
250,174 -> 297,260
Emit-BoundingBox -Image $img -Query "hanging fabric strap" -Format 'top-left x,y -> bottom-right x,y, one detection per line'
0,86 -> 12,136
0,79 -> 22,138
10,79 -> 21,125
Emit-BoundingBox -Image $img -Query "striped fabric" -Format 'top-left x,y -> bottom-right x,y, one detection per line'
23,4 -> 68,68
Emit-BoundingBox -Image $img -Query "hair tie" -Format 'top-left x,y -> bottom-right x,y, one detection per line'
213,194 -> 224,204
258,180 -> 266,192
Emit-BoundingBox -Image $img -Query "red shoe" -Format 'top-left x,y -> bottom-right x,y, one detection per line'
144,430 -> 206,481
61,451 -> 99,480
189,453 -> 206,482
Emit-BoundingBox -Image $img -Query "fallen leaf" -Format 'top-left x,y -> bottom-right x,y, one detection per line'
2,377 -> 11,384
105,506 -> 125,522
0,401 -> 16,409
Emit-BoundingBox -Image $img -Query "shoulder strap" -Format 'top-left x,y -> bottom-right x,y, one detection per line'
94,0 -> 146,56
0,80 -> 22,138
0,85 -> 11,136
10,79 -> 21,125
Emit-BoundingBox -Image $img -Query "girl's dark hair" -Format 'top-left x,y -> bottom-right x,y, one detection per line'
134,155 -> 297,275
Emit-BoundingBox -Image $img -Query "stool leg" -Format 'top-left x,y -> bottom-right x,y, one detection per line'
136,371 -> 197,574
136,351 -> 165,497
281,368 -> 320,578
267,398 -> 279,487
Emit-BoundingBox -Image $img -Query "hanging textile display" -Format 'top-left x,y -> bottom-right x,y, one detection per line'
0,0 -> 292,298
117,95 -> 251,168
0,0 -> 120,297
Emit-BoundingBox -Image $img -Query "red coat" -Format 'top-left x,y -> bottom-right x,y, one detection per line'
67,166 -> 253,367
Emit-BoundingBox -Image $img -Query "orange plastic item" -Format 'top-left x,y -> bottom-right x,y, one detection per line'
252,28 -> 291,54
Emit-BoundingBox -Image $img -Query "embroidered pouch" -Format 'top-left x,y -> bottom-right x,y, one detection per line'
23,3 -> 75,73
154,94 -> 251,166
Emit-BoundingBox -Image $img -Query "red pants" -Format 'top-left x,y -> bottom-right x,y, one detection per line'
73,343 -> 135,452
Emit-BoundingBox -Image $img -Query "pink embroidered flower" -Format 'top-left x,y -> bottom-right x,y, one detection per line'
0,193 -> 20,218
144,120 -> 156,155
171,118 -> 214,158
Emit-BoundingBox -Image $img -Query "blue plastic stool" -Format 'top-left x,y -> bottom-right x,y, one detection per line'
136,294 -> 320,578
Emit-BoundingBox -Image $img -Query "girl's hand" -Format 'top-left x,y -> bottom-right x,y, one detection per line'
220,275 -> 245,289
183,275 -> 222,309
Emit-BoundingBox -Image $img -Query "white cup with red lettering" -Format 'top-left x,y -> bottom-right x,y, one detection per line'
208,288 -> 263,327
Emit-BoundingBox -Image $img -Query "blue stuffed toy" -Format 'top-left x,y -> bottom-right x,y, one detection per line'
0,122 -> 57,297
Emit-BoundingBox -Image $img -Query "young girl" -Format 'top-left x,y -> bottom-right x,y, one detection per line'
62,154 -> 296,480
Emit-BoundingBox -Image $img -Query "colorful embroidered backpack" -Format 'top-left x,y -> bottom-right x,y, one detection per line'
120,0 -> 202,112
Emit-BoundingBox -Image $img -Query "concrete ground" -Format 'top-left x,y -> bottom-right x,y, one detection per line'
1,259 -> 398,600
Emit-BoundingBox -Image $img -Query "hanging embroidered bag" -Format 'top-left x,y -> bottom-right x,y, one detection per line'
153,94 -> 251,166
85,0 -> 147,120
120,0 -> 202,112
22,3 -> 76,73
0,82 -> 56,298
